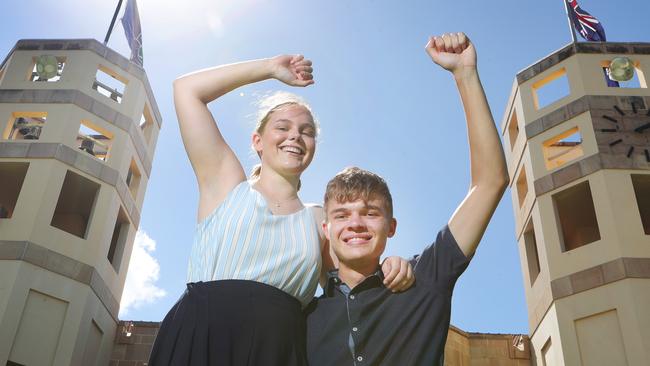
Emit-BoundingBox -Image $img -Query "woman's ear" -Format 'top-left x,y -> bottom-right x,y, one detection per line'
252,132 -> 263,155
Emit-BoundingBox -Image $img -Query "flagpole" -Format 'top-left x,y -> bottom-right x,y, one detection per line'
563,0 -> 578,44
104,0 -> 125,45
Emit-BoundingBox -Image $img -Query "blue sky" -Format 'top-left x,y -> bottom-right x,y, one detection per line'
3,0 -> 649,334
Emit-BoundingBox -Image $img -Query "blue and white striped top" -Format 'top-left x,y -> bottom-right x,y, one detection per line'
187,180 -> 322,307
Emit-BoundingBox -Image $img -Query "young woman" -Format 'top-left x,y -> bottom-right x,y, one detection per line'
148,55 -> 414,365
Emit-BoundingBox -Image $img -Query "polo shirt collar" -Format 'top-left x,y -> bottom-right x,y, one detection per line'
325,267 -> 385,297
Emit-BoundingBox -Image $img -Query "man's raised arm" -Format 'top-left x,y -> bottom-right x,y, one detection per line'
425,33 -> 509,258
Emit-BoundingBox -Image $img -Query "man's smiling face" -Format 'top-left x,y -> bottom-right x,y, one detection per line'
323,197 -> 397,268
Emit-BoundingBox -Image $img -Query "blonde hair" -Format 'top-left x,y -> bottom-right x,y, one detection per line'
250,91 -> 318,190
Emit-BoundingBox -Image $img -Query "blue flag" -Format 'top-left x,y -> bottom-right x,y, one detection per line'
566,0 -> 606,42
121,0 -> 143,66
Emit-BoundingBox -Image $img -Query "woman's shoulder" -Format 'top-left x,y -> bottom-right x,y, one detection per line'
304,203 -> 324,215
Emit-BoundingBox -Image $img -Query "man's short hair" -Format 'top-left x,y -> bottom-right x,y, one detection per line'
323,167 -> 393,218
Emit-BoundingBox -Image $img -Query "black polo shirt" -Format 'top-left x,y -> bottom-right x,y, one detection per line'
305,225 -> 471,366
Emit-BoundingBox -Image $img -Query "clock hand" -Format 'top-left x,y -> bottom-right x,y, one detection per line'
634,122 -> 650,133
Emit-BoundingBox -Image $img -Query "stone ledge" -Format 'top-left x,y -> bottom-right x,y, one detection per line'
0,88 -> 153,176
525,95 -> 650,140
0,240 -> 120,321
0,142 -> 140,228
517,42 -> 650,84
533,152 -> 650,197
550,257 -> 650,300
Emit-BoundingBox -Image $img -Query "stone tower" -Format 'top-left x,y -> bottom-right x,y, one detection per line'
0,39 -> 161,365
502,42 -> 650,365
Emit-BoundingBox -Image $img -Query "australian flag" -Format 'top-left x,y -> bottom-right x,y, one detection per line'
566,0 -> 606,42
121,0 -> 143,66
566,0 -> 618,86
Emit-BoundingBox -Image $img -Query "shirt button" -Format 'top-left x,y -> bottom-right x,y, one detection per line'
349,295 -> 355,300
357,356 -> 363,362
352,327 -> 358,332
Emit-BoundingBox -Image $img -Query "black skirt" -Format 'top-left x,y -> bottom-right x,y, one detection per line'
148,280 -> 308,366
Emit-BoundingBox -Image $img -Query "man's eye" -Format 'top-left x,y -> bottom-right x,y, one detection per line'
302,130 -> 315,137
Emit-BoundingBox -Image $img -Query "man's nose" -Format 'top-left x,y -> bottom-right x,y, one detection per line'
346,214 -> 365,230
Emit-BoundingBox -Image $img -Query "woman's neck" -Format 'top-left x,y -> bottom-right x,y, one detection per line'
253,168 -> 302,213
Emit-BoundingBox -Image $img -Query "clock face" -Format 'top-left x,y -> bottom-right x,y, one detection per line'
595,97 -> 650,163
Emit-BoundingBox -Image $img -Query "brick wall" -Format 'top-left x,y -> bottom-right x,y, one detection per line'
110,321 -> 160,366
111,322 -> 531,366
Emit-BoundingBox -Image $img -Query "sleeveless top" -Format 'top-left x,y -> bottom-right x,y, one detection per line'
187,180 -> 322,307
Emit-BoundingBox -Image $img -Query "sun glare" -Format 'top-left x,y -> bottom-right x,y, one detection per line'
138,0 -> 259,40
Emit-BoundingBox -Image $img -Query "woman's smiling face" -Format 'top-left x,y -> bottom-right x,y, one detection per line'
253,104 -> 317,176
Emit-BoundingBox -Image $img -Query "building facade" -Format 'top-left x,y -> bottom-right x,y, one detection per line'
0,39 -> 161,365
502,42 -> 650,365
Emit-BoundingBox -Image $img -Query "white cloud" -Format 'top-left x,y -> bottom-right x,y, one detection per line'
119,230 -> 166,318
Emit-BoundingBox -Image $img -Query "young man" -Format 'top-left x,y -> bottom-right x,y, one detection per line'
305,33 -> 509,365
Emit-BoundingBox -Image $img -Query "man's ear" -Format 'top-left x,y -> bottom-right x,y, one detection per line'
322,221 -> 331,241
387,218 -> 397,238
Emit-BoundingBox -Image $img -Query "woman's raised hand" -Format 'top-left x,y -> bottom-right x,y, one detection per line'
425,32 -> 477,78
270,54 -> 315,87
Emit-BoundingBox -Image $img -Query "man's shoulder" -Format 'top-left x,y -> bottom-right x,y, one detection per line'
304,293 -> 337,316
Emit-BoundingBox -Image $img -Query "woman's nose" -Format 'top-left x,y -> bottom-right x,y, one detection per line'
288,128 -> 301,140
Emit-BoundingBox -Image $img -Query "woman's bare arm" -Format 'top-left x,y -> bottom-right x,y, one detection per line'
173,56 -> 314,221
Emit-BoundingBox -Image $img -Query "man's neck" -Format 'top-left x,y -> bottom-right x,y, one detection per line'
337,261 -> 380,289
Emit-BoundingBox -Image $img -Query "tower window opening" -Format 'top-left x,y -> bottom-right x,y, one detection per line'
601,59 -> 648,89
543,127 -> 584,170
141,103 -> 154,144
3,113 -> 47,141
631,174 -> 650,235
77,120 -> 112,161
92,65 -> 127,103
553,181 -> 601,251
50,170 -> 100,239
541,338 -> 553,366
107,206 -> 130,272
0,162 -> 30,219
532,68 -> 570,110
126,158 -> 141,200
524,220 -> 541,285
516,166 -> 528,209
508,110 -> 519,150
29,56 -> 65,82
